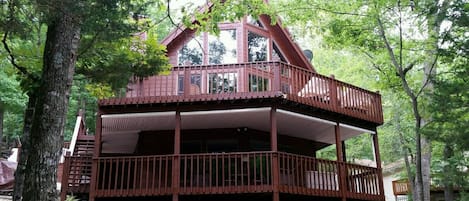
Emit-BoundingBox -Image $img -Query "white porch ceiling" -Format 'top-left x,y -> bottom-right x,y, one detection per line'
100,108 -> 374,154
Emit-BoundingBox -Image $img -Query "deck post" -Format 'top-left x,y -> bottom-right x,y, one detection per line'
184,67 -> 191,96
89,110 -> 102,201
342,140 -> 347,162
372,130 -> 385,198
172,110 -> 181,201
273,62 -> 281,92
330,75 -> 338,112
60,152 -> 71,201
335,123 -> 347,201
270,106 -> 279,201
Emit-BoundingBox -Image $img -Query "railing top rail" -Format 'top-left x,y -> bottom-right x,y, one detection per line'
141,61 -> 381,98
99,61 -> 383,124
172,61 -> 295,70
65,155 -> 92,159
94,151 -> 379,170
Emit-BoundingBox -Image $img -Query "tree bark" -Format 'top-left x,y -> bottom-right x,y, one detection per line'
421,137 -> 431,201
396,112 -> 417,201
22,2 -> 80,200
443,144 -> 454,201
377,14 -> 425,201
13,95 -> 36,201
0,103 -> 3,147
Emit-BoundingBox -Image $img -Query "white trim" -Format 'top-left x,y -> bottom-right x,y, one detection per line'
101,130 -> 141,135
339,123 -> 376,134
101,111 -> 176,119
277,109 -> 335,125
68,116 -> 82,157
181,107 -> 271,116
61,116 -> 82,163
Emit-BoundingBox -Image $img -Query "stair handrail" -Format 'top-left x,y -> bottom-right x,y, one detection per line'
68,115 -> 82,157
60,113 -> 84,163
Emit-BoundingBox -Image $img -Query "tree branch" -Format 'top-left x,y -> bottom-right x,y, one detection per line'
398,0 -> 403,69
377,14 -> 418,102
361,50 -> 385,73
277,5 -> 369,17
165,0 -> 206,61
416,54 -> 438,97
2,32 -> 37,81
77,24 -> 107,57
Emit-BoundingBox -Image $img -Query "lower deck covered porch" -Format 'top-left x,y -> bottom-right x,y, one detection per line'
92,151 -> 381,201
82,106 -> 384,201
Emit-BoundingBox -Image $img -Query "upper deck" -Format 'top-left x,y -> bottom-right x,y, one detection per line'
100,61 -> 383,125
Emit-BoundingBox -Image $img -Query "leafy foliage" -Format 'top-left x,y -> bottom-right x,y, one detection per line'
77,33 -> 170,97
275,0 -> 468,199
181,0 -> 273,35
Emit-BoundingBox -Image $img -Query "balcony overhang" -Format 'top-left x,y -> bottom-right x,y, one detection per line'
100,108 -> 374,154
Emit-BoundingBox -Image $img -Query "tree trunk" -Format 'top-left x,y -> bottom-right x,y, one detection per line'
443,144 -> 454,201
395,112 -> 417,201
421,137 -> 431,201
13,95 -> 36,201
413,119 -> 423,201
22,3 -> 80,200
0,103 -> 3,147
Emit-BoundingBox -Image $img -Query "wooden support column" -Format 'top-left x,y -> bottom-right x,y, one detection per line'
172,111 -> 181,201
174,111 -> 181,154
270,107 -> 278,152
342,140 -> 347,162
372,130 -> 385,197
330,75 -> 338,112
270,106 -> 279,201
89,111 -> 102,201
60,152 -> 71,201
335,123 -> 347,201
183,68 -> 191,95
273,62 -> 281,92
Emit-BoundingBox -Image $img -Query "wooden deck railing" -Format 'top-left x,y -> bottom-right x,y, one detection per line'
179,152 -> 273,194
61,155 -> 92,195
345,163 -> 382,200
89,151 -> 382,199
117,62 -> 382,124
392,179 -> 410,195
278,152 -> 341,197
94,155 -> 173,197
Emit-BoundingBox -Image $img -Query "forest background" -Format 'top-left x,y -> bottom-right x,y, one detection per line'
0,0 -> 467,201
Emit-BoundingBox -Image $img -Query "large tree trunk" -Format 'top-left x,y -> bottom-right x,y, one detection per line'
0,103 -> 3,147
395,112 -> 417,201
414,120 -> 424,201
22,2 -> 80,200
443,144 -> 454,201
421,137 -> 431,201
12,96 -> 35,201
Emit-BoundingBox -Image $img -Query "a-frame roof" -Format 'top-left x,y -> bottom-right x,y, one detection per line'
161,5 -> 315,72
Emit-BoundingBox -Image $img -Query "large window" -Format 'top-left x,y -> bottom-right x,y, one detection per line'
272,43 -> 286,62
178,36 -> 203,65
247,16 -> 264,28
178,74 -> 201,95
208,73 -> 237,93
249,74 -> 269,92
248,32 -> 268,62
208,30 -> 237,64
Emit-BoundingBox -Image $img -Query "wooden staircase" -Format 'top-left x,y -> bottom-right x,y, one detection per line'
73,136 -> 95,156
60,115 -> 94,200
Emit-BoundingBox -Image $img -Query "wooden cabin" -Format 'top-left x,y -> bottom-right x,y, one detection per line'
61,10 -> 385,201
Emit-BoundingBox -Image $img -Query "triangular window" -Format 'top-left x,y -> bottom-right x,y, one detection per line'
178,35 -> 203,65
248,32 -> 268,62
208,29 -> 237,64
247,16 -> 264,28
272,43 -> 287,62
